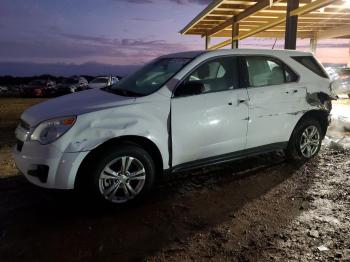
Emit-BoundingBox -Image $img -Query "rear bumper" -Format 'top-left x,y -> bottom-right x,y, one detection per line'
13,141 -> 89,189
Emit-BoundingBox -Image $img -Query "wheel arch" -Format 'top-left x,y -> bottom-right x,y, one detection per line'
74,135 -> 164,189
294,109 -> 329,139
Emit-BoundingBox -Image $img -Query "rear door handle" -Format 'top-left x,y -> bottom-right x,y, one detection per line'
228,99 -> 249,106
286,89 -> 298,94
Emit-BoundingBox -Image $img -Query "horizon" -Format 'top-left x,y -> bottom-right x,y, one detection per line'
1,0 -> 349,76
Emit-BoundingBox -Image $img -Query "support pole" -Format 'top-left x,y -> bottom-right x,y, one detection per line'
205,35 -> 211,50
231,19 -> 239,49
284,0 -> 299,50
348,40 -> 350,68
310,37 -> 318,53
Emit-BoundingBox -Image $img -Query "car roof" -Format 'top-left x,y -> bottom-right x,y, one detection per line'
161,49 -> 312,59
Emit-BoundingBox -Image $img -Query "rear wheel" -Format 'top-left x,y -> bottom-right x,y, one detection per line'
286,118 -> 322,162
86,144 -> 155,205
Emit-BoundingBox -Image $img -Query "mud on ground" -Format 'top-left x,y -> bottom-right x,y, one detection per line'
0,98 -> 349,262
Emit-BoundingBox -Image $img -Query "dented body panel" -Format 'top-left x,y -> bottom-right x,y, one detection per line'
14,49 -> 335,190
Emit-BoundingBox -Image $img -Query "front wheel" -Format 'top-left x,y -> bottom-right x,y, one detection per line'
87,144 -> 156,205
286,118 -> 323,162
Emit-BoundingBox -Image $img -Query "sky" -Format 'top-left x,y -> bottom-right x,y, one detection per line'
0,0 -> 349,76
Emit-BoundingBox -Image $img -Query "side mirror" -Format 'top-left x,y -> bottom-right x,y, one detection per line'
175,81 -> 204,97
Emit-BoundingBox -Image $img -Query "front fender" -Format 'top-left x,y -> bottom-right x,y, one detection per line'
62,102 -> 170,169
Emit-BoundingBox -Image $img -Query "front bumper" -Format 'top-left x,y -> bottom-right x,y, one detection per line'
13,140 -> 89,190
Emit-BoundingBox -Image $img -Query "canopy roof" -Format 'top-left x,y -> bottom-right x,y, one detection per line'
180,0 -> 350,48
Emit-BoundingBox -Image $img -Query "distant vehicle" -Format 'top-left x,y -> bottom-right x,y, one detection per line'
55,77 -> 89,96
21,79 -> 56,97
15,49 -> 335,206
0,86 -> 9,92
88,76 -> 118,89
325,67 -> 350,97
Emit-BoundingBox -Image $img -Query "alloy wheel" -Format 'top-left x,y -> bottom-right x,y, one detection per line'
98,156 -> 146,203
299,125 -> 320,158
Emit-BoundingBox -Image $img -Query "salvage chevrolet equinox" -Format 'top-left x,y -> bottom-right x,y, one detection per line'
14,49 -> 335,205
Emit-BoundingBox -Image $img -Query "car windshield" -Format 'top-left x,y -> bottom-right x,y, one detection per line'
106,57 -> 191,96
91,77 -> 108,84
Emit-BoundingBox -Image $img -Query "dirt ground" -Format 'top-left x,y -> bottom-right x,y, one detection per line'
0,98 -> 349,262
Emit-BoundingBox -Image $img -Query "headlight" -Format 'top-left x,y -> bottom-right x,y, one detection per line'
30,116 -> 76,144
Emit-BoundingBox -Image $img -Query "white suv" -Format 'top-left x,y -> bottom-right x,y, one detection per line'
14,49 -> 335,205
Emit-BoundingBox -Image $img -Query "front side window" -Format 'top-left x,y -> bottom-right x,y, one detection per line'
175,57 -> 240,97
245,56 -> 297,87
106,58 -> 191,96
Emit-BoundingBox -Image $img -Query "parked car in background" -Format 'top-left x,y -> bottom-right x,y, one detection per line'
55,77 -> 89,96
325,67 -> 350,97
88,76 -> 119,89
0,85 -> 9,94
21,79 -> 56,97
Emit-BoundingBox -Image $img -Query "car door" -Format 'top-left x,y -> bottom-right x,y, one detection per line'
171,56 -> 249,167
243,56 -> 306,149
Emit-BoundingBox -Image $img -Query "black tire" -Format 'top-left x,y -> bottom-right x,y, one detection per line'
286,118 -> 323,162
85,144 -> 156,205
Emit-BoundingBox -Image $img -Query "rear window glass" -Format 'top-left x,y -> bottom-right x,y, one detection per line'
292,56 -> 328,79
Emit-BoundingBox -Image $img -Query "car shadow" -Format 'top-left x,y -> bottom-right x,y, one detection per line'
0,152 -> 311,262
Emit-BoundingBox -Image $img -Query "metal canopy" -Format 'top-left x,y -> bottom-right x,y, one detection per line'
180,0 -> 350,50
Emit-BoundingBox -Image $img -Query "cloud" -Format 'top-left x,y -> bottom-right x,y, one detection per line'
0,29 -> 192,65
0,61 -> 141,77
56,32 -> 190,53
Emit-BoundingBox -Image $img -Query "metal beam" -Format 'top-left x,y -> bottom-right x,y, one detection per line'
317,24 -> 350,39
204,0 -> 342,50
285,0 -> 299,49
208,39 -> 232,50
180,0 -> 225,35
209,16 -> 286,50
290,0 -> 338,16
205,0 -> 281,37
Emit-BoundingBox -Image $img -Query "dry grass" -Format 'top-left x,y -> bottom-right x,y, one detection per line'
0,98 -> 46,147
0,98 -> 46,177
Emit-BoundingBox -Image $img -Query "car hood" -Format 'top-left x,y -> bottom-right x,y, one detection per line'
21,88 -> 136,127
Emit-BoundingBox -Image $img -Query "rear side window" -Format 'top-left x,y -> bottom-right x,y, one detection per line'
245,56 -> 298,87
292,56 -> 329,79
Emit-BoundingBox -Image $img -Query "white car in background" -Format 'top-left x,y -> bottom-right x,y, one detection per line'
88,76 -> 119,89
14,49 -> 335,206
325,67 -> 350,97
0,86 -> 9,92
